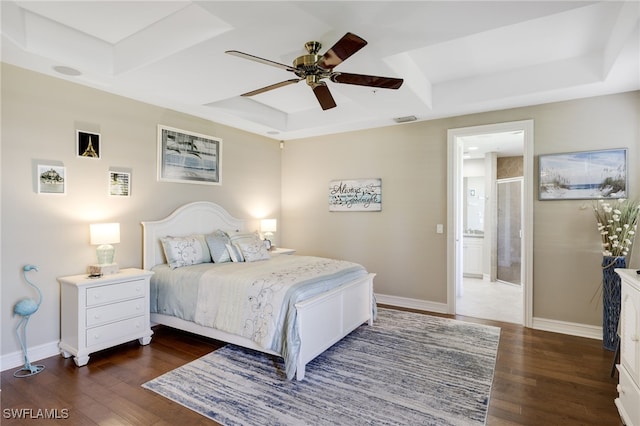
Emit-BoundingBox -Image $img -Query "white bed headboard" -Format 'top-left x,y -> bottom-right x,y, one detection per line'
141,201 -> 246,270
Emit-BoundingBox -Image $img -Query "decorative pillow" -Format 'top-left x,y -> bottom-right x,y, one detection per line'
205,230 -> 232,263
160,235 -> 211,269
237,238 -> 271,262
225,243 -> 242,263
227,231 -> 265,262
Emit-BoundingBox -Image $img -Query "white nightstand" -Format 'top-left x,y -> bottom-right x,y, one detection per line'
270,247 -> 296,255
58,268 -> 154,367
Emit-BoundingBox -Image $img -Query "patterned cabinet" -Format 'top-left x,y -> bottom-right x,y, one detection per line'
615,268 -> 640,426
58,268 -> 154,367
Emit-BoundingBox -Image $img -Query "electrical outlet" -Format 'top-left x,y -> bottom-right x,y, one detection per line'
436,224 -> 444,234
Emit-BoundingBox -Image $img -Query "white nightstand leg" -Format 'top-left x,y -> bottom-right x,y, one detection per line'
60,349 -> 72,359
74,355 -> 90,367
139,336 -> 152,345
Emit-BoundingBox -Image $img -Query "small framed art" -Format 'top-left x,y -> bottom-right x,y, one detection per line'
109,171 -> 130,196
77,130 -> 100,159
329,178 -> 382,211
38,164 -> 66,194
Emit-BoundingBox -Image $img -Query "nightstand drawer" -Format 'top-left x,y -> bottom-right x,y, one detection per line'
86,279 -> 145,306
616,364 -> 640,426
86,298 -> 145,327
86,315 -> 145,348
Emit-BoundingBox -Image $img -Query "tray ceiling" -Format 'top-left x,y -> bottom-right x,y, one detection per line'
2,1 -> 638,140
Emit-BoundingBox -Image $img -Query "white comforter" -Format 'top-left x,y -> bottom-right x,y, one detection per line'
152,255 -> 367,378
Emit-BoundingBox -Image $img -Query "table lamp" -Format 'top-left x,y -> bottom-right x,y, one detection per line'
261,219 -> 277,249
89,223 -> 120,275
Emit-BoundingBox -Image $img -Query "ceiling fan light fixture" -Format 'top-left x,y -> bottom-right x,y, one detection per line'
394,115 -> 417,123
226,32 -> 403,111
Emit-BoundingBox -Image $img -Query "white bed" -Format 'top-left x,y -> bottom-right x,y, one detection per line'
142,201 -> 375,380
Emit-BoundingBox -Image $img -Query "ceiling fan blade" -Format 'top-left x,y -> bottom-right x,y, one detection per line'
331,72 -> 403,89
240,79 -> 302,97
226,50 -> 297,73
317,32 -> 367,70
312,83 -> 337,110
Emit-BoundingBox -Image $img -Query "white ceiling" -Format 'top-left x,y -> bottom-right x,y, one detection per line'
2,1 -> 639,141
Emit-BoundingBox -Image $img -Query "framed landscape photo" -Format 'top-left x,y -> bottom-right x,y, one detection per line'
77,130 -> 100,159
157,125 -> 222,185
539,148 -> 627,200
109,171 -> 130,196
37,164 -> 66,194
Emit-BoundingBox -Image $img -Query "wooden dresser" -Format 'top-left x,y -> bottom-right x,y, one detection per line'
615,268 -> 640,426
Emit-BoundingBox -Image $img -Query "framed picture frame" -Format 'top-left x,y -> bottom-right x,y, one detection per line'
77,130 -> 100,159
37,164 -> 66,194
539,148 -> 627,200
109,171 -> 130,197
329,178 -> 382,211
157,125 -> 222,185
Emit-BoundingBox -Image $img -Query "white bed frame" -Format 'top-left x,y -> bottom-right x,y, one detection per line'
141,201 -> 375,380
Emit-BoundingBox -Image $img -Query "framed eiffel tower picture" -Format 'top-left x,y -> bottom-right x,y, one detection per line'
77,130 -> 100,159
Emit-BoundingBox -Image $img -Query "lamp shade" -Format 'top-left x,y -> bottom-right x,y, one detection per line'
260,219 -> 277,233
90,223 -> 120,245
90,223 -> 120,266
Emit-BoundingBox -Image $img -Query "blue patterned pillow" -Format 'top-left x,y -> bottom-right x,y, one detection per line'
160,235 -> 211,269
205,230 -> 232,263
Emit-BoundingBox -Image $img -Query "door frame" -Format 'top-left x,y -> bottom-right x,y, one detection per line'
447,120 -> 534,327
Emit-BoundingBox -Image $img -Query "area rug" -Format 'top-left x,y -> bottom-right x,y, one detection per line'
142,308 -> 500,425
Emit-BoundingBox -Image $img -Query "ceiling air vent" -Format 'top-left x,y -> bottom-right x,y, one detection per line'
393,115 -> 417,123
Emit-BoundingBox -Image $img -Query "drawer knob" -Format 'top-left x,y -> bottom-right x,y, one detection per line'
94,314 -> 101,319
94,334 -> 100,340
94,294 -> 101,300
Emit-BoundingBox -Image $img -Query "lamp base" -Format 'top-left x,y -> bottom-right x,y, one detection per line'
88,263 -> 119,276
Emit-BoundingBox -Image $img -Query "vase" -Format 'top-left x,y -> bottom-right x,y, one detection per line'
602,255 -> 626,351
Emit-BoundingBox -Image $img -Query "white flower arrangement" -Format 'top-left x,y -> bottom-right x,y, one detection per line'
593,198 -> 640,258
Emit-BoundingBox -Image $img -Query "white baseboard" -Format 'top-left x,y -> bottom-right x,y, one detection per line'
376,293 -> 603,341
531,317 -> 602,340
375,293 -> 449,314
1,341 -> 60,372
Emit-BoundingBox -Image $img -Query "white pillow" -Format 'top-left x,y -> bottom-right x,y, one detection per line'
160,235 -> 211,269
237,238 -> 271,262
227,231 -> 269,262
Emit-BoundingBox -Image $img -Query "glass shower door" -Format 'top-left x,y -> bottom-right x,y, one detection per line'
497,178 -> 522,285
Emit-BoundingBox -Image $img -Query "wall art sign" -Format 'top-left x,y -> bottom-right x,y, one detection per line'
77,130 -> 100,159
329,178 -> 382,211
38,164 -> 66,194
109,171 -> 130,196
539,148 -> 627,200
157,125 -> 222,185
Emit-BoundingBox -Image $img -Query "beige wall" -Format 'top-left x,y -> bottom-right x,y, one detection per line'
2,62 -> 639,361
281,91 -> 640,326
1,64 -> 281,356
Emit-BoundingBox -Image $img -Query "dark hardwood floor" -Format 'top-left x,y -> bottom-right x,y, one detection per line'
1,308 -> 622,425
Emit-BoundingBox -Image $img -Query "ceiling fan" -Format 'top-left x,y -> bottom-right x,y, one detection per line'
226,32 -> 404,111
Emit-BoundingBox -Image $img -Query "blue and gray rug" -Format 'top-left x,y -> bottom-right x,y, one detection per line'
143,308 -> 500,425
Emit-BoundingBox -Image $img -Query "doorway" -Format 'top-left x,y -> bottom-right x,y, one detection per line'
447,120 -> 533,327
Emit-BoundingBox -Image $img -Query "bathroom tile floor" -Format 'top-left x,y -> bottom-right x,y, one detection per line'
457,277 -> 522,324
